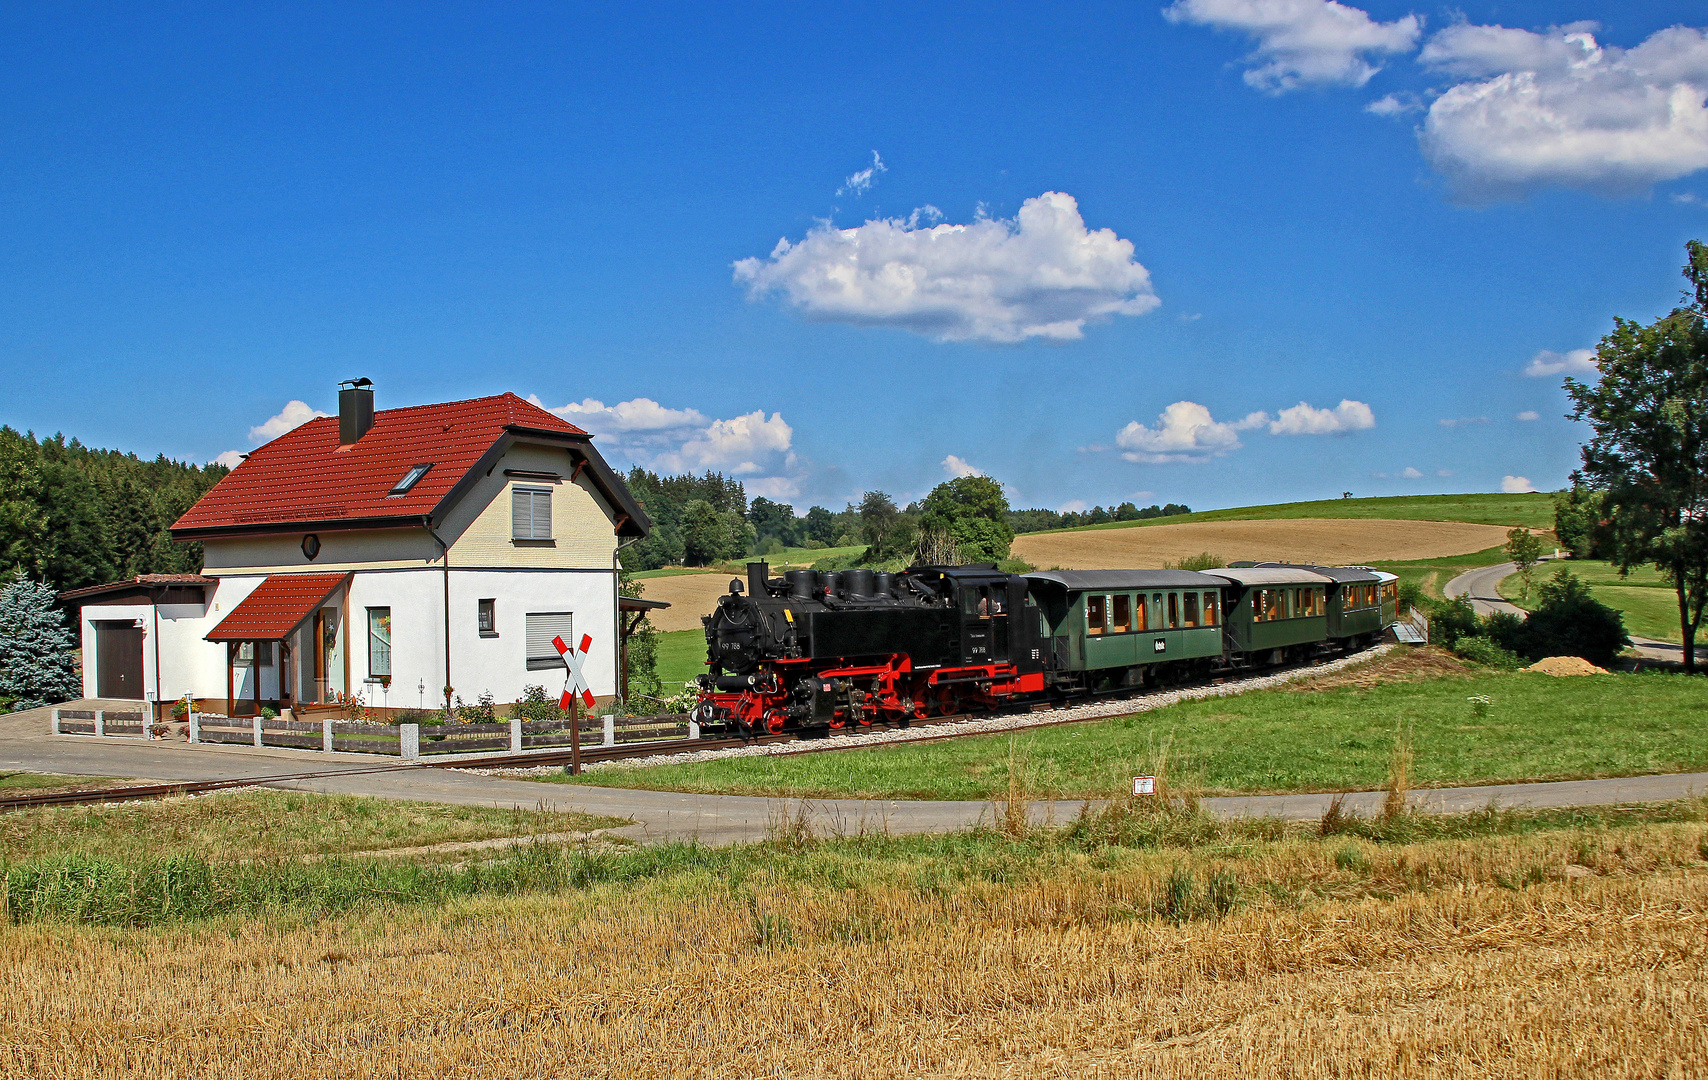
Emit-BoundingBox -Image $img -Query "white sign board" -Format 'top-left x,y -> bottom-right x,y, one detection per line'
1132,775 -> 1156,796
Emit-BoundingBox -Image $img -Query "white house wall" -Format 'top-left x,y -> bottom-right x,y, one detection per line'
79,575 -> 270,706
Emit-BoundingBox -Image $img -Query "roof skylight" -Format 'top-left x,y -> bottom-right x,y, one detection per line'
388,463 -> 433,496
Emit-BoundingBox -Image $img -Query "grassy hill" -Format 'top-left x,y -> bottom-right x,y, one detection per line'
1040,493 -> 1556,534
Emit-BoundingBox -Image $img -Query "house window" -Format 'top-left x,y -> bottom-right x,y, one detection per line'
478,598 -> 497,636
1085,595 -> 1106,636
1183,592 -> 1199,627
512,486 -> 553,541
237,641 -> 274,666
367,608 -> 391,679
388,463 -> 434,496
526,611 -> 574,671
1111,595 -> 1131,633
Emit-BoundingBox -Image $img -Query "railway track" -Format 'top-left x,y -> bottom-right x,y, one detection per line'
4,643 -> 1383,812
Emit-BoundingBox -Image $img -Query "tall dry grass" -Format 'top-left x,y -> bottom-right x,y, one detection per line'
3,821 -> 1704,1077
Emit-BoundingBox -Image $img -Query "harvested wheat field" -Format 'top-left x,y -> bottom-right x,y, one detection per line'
1014,518 -> 1516,570
636,573 -> 737,631
5,811 -> 1706,1078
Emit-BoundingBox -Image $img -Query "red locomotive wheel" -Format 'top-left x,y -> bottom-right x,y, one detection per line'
827,711 -> 846,730
764,709 -> 787,735
935,687 -> 960,716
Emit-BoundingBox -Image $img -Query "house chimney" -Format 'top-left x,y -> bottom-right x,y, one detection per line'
338,378 -> 374,445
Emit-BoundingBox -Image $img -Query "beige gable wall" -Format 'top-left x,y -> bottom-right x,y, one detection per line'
202,528 -> 440,574
200,440 -> 621,575
442,442 -> 618,570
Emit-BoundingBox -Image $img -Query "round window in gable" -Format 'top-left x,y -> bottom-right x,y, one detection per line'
302,534 -> 321,561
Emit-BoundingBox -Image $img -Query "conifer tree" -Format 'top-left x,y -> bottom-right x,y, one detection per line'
0,579 -> 82,710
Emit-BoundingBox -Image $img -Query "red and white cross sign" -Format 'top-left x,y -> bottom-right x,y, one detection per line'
553,633 -> 596,711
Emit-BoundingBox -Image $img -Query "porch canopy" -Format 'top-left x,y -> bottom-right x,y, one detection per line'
206,572 -> 350,718
205,572 -> 352,642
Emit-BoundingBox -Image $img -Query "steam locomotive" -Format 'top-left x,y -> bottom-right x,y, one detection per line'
690,559 -> 1399,735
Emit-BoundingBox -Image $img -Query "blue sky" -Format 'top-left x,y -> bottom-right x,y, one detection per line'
3,2 -> 1706,515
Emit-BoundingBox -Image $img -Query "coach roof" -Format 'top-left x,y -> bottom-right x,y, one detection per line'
1024,569 -> 1227,592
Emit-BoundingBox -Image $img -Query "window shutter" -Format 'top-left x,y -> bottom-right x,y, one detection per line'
533,488 -> 551,539
525,611 -> 574,670
512,487 -> 531,539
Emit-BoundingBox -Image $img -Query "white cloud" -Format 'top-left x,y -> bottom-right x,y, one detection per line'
538,396 -> 708,434
837,151 -> 887,198
1525,348 -> 1598,377
1439,416 -> 1492,428
1366,92 -> 1422,116
1164,0 -> 1422,93
943,454 -> 985,478
1437,469 -> 1453,477
1516,410 -> 1541,421
655,410 -> 793,476
1267,399 -> 1376,435
1401,466 -> 1423,479
249,400 -> 330,443
1116,401 -> 1259,463
1501,475 -> 1537,493
1419,24 -> 1708,198
1058,499 -> 1090,513
744,476 -> 802,501
213,450 -> 246,469
733,191 -> 1160,344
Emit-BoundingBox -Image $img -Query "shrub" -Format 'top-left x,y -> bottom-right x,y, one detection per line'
1396,581 -> 1425,613
1428,596 -> 1479,648
1452,635 -> 1523,669
454,689 -> 497,723
1514,569 -> 1630,667
512,684 -> 565,724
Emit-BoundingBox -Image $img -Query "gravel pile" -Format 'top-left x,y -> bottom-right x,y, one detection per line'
463,643 -> 1397,780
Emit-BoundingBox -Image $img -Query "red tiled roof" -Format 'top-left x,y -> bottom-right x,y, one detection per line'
172,393 -> 588,536
205,573 -> 351,642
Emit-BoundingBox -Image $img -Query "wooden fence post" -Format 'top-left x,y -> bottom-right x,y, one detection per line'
94,710 -> 105,737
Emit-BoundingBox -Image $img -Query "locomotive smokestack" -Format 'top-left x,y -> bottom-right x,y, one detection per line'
747,561 -> 769,597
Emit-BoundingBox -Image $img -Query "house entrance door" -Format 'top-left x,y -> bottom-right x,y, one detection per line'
95,621 -> 144,699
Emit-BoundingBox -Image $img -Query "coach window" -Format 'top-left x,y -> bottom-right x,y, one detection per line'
1267,589 -> 1285,622
1252,590 -> 1266,622
1112,595 -> 1131,633
1134,593 -> 1147,631
1151,593 -> 1164,630
1203,592 -> 1219,626
1183,592 -> 1199,627
1167,592 -> 1179,628
1086,595 -> 1107,635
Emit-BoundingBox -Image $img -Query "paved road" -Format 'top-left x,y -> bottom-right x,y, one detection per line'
5,707 -> 1706,844
1442,562 -> 1684,662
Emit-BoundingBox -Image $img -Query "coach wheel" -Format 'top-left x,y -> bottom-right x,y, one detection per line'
935,687 -> 960,716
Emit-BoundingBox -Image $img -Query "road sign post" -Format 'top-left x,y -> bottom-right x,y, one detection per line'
554,633 -> 596,776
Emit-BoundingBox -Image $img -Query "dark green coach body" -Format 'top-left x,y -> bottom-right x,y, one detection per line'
1205,566 -> 1335,658
1241,562 -> 1398,642
1024,569 -> 1228,674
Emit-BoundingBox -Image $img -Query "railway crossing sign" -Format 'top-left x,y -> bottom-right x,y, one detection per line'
553,633 -> 596,711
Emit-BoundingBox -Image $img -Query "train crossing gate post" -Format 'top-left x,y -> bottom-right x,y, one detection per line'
553,633 -> 596,776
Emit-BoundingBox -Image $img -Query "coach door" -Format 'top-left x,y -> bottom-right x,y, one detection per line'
95,620 -> 144,699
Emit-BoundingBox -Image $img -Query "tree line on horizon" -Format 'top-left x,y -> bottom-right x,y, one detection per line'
0,427 -> 226,598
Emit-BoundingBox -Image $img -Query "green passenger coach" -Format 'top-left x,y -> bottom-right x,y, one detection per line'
1204,566 -> 1335,664
1242,563 -> 1399,648
1023,569 -> 1228,688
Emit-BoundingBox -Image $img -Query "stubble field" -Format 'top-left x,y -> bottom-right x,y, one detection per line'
1012,518 -> 1521,570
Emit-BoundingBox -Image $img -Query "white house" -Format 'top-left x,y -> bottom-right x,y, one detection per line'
63,382 -> 658,718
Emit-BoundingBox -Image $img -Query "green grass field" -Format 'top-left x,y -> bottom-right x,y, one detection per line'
552,657 -> 1708,800
1038,493 -> 1556,534
655,627 -> 706,692
1372,545 -> 1516,599
1500,560 -> 1687,644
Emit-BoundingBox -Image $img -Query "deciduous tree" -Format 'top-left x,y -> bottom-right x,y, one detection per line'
1566,240 -> 1708,671
1504,527 -> 1545,601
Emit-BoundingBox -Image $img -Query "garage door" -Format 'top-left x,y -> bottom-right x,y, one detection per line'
95,621 -> 144,699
